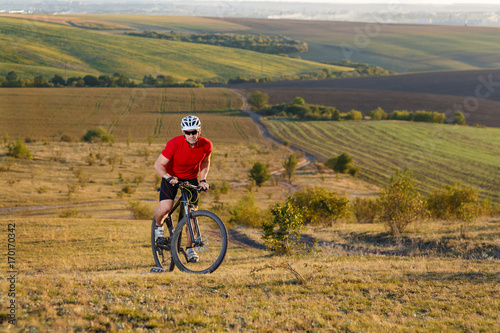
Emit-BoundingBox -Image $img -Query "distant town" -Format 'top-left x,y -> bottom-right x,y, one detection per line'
1,1 -> 500,26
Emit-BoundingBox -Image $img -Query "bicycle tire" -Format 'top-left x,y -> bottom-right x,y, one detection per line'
170,210 -> 228,274
151,217 -> 175,272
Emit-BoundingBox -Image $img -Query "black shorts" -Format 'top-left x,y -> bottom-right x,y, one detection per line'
159,178 -> 200,206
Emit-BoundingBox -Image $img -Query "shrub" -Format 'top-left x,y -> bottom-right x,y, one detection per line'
352,197 -> 380,223
121,184 -> 135,195
247,91 -> 269,111
228,192 -> 262,228
346,109 -> 363,121
292,96 -> 306,105
249,162 -> 271,187
128,201 -> 151,220
282,153 -> 299,181
289,186 -> 350,225
82,127 -> 116,144
369,107 -> 388,120
453,111 -> 466,125
262,199 -> 305,255
390,110 -> 412,121
325,152 -> 356,174
378,169 -> 425,235
426,183 -> 481,221
348,166 -> 360,177
7,140 -> 33,159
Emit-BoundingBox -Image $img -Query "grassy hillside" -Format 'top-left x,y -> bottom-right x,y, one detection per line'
261,119 -> 500,205
0,16 -> 351,81
52,15 -> 500,73
219,18 -> 500,73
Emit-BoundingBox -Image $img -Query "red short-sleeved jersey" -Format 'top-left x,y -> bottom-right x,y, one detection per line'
161,135 -> 212,179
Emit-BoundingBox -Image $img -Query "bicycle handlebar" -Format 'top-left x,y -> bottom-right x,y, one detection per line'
177,181 -> 207,192
156,181 -> 207,192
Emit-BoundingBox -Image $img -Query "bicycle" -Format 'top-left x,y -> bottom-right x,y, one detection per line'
151,181 -> 228,274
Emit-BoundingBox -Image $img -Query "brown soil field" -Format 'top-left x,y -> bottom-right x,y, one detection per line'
227,69 -> 500,127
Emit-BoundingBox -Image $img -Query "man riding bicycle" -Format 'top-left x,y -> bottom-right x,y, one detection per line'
154,115 -> 211,263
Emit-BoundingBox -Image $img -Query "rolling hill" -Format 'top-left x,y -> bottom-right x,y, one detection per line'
217,18 -> 500,73
0,16 -> 351,81
5,15 -> 500,75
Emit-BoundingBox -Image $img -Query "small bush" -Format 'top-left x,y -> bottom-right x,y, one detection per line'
262,199 -> 305,255
228,192 -> 262,228
247,91 -> 269,111
82,127 -> 116,144
325,152 -> 357,175
128,201 -> 151,220
7,140 -> 33,159
348,166 -> 360,177
121,184 -> 135,195
352,197 -> 380,223
289,186 -> 350,225
378,169 -> 425,235
248,162 -> 271,187
369,107 -> 388,120
426,183 -> 482,221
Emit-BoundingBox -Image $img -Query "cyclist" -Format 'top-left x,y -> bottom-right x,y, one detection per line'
153,115 -> 211,262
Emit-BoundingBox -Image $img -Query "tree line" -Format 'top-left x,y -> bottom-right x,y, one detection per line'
0,71 -> 203,88
249,92 -> 467,125
128,31 -> 308,55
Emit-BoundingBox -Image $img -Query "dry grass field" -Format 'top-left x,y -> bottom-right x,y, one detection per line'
0,214 -> 498,332
0,88 -> 247,143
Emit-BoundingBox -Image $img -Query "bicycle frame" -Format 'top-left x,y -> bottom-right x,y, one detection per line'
163,183 -> 203,249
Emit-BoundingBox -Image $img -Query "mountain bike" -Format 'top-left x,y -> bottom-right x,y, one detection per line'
151,181 -> 228,274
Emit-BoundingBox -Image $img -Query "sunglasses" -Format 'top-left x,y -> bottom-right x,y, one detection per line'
184,130 -> 198,136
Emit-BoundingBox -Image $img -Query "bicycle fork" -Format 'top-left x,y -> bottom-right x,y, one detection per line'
180,189 -> 202,249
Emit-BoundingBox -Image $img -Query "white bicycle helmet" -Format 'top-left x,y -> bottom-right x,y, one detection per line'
181,115 -> 201,131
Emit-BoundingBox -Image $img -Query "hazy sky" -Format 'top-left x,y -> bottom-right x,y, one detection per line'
198,0 -> 500,3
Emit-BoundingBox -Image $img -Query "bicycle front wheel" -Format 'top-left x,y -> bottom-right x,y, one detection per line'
171,210 -> 228,274
151,217 -> 176,272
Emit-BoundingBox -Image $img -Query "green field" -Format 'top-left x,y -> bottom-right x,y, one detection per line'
60,15 -> 500,73
261,119 -> 500,204
218,18 -> 500,73
0,16 -> 351,81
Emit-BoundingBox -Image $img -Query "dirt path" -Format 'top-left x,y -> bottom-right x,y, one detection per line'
231,89 -> 315,171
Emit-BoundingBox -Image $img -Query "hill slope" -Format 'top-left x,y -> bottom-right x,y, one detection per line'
0,16 -> 351,81
218,18 -> 500,73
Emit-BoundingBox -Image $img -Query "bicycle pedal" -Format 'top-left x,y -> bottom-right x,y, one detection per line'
150,266 -> 167,273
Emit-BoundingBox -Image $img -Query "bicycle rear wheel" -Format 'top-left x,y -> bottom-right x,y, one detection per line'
171,210 -> 228,274
151,217 -> 176,272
